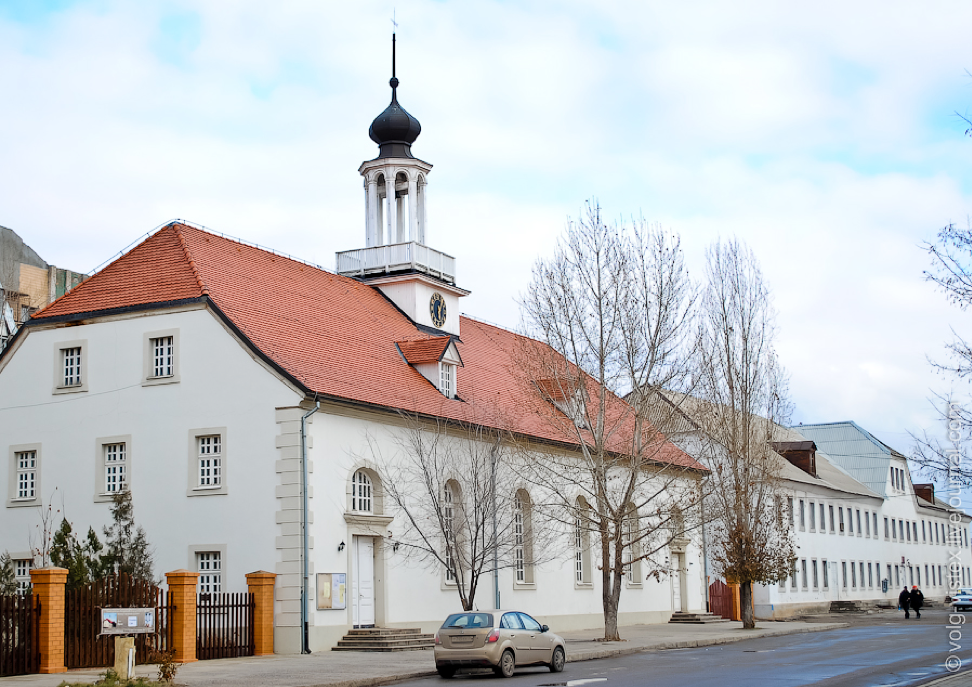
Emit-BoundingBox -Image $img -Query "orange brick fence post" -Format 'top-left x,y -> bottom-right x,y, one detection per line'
30,567 -> 68,674
165,570 -> 199,664
246,571 -> 277,656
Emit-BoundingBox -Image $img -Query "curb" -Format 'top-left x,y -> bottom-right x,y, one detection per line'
566,622 -> 849,662
287,622 -> 849,687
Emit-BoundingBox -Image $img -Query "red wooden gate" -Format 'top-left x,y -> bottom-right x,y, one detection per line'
709,580 -> 733,620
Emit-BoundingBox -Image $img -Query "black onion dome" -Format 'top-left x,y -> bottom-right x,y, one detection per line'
369,77 -> 422,159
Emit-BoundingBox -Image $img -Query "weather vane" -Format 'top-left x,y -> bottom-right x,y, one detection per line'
391,10 -> 398,79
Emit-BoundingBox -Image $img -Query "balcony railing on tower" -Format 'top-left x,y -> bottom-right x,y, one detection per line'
336,242 -> 456,284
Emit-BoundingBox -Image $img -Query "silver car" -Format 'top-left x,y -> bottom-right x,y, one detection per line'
433,610 -> 567,678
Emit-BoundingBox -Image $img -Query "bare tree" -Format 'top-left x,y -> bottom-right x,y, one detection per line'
690,238 -> 793,629
370,413 -> 538,612
516,201 -> 705,641
912,220 -> 972,487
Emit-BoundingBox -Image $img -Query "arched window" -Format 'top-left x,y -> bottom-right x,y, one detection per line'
574,497 -> 592,585
351,470 -> 373,513
514,490 -> 534,584
623,504 -> 642,585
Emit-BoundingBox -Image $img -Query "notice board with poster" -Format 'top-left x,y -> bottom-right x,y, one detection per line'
317,573 -> 347,610
100,607 -> 156,635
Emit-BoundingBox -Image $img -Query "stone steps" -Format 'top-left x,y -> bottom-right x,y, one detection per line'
332,627 -> 435,651
830,600 -> 863,613
668,612 -> 731,624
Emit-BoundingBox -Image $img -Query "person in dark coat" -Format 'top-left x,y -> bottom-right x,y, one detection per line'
899,586 -> 911,619
911,585 -> 924,619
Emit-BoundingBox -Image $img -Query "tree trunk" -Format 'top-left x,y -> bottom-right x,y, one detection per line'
740,580 -> 755,629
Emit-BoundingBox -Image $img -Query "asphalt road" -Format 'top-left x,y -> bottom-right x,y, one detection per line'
406,611 -> 972,687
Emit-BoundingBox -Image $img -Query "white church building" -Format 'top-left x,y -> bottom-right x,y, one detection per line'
0,59 -> 707,652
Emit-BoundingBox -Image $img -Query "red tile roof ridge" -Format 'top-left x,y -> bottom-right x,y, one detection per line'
170,223 -> 210,296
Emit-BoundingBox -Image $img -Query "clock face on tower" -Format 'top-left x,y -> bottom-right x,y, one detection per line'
430,292 -> 447,328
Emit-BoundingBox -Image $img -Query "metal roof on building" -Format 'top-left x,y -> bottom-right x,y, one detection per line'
788,421 -> 897,499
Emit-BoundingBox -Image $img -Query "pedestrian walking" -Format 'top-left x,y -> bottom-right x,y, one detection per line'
899,586 -> 911,619
911,585 -> 924,619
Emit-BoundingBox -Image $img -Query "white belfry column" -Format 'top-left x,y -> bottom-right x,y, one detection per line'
407,173 -> 418,243
396,191 -> 405,243
384,170 -> 396,245
367,177 -> 380,246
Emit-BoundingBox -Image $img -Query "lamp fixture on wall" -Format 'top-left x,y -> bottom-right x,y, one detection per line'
338,541 -> 345,552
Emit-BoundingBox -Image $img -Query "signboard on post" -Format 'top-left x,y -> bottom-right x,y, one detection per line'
100,608 -> 156,635
316,573 -> 347,610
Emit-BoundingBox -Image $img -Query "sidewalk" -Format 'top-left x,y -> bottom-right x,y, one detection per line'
1,620 -> 846,687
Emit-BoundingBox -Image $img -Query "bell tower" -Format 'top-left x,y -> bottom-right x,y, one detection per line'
336,32 -> 468,336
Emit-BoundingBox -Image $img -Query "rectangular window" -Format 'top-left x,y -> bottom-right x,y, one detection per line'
514,504 -> 525,583
574,516 -> 584,583
936,522 -> 940,544
885,517 -> 889,539
842,561 -> 848,589
913,522 -> 918,542
922,521 -> 926,542
820,504 -> 826,533
787,498 -> 794,528
873,513 -> 878,538
868,562 -> 873,588
103,443 -> 126,493
790,560 -> 798,590
809,502 -> 816,530
925,564 -> 929,585
829,505 -> 835,532
15,451 -> 36,499
851,562 -> 857,588
906,521 -> 911,542
62,346 -> 82,386
812,559 -> 819,589
848,510 -> 854,534
801,559 -> 808,589
197,552 -> 221,594
839,507 -> 845,533
197,436 -> 221,487
895,565 -> 899,587
856,510 -> 861,536
151,336 -> 174,378
799,500 -> 806,530
865,511 -> 870,537
917,567 -> 921,586
439,363 -> 454,398
14,559 -> 31,591
822,560 -> 829,589
888,564 -> 892,586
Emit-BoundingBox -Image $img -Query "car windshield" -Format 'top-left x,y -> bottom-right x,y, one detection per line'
442,613 -> 493,629
957,589 -> 972,596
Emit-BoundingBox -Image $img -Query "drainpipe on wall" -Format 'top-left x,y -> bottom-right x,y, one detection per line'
300,399 -> 320,655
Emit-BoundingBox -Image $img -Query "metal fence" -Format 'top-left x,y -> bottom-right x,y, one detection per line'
0,593 -> 38,677
196,592 -> 255,660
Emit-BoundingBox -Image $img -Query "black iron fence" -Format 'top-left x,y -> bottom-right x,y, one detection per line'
196,592 -> 254,660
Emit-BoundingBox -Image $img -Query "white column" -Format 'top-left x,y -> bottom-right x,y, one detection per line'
384,170 -> 396,246
417,180 -> 427,245
396,194 -> 405,243
367,178 -> 379,246
407,173 -> 418,243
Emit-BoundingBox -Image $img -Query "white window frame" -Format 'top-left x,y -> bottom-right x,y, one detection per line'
14,558 -> 32,591
574,500 -> 592,587
444,482 -> 457,584
144,329 -> 180,386
94,435 -> 131,503
822,559 -> 829,589
52,339 -> 88,394
7,443 -> 41,508
513,490 -> 535,586
439,362 -> 454,399
187,428 -> 227,496
351,470 -> 373,513
190,545 -> 226,595
811,559 -> 819,589
809,501 -> 816,531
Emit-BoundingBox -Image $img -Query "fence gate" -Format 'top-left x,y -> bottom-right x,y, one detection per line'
196,592 -> 255,660
708,580 -> 733,620
0,593 -> 39,677
65,573 -> 173,669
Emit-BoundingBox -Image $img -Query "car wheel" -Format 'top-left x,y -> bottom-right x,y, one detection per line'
437,666 -> 456,679
549,646 -> 565,673
494,649 -> 515,678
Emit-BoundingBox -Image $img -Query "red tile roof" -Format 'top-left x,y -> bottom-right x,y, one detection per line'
397,337 -> 452,364
31,223 -> 700,470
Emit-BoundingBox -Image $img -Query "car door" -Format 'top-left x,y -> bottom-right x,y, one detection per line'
518,613 -> 550,661
500,612 -> 535,664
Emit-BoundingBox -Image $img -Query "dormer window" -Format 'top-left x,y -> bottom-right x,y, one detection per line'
440,362 -> 455,399
536,378 -> 589,429
396,335 -> 463,400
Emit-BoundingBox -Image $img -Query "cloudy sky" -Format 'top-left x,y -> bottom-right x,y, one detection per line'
2,0 -> 971,461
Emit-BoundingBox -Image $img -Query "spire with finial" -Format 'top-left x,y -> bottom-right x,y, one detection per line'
368,23 -> 421,159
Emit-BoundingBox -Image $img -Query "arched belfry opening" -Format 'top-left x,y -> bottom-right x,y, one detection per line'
335,31 -> 468,336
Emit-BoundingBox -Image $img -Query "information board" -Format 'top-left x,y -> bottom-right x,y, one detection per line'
316,573 -> 347,610
99,608 -> 156,635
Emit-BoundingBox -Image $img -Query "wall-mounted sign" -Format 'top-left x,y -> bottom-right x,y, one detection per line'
317,573 -> 347,610
100,608 -> 156,635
